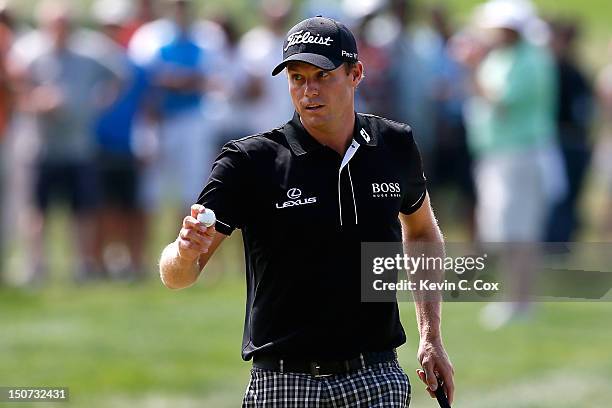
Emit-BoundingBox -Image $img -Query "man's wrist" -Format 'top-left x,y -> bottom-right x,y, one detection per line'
420,331 -> 442,344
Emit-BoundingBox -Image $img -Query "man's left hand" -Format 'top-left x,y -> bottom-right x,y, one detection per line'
416,337 -> 455,404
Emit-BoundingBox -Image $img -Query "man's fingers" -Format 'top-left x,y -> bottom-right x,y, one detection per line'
183,215 -> 207,232
190,204 -> 205,219
187,206 -> 217,236
179,212 -> 216,256
183,216 -> 196,229
416,369 -> 426,383
419,364 -> 455,404
439,366 -> 455,404
183,219 -> 215,239
180,229 -> 212,247
421,361 -> 438,391
416,369 -> 436,398
203,225 -> 216,237
445,381 -> 454,405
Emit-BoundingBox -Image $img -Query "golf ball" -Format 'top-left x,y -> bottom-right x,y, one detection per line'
197,208 -> 216,227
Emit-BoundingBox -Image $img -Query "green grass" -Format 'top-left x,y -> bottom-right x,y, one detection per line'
1,200 -> 612,407
1,193 -> 611,407
2,274 -> 612,407
1,177 -> 611,407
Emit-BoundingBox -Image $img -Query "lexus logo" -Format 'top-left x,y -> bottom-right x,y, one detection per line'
277,187 -> 317,209
287,188 -> 302,199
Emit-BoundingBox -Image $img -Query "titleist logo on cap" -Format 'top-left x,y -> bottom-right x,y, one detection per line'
284,30 -> 334,51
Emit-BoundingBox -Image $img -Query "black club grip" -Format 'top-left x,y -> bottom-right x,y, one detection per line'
434,376 -> 451,408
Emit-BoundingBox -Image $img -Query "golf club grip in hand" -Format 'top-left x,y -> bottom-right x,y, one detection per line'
434,376 -> 451,408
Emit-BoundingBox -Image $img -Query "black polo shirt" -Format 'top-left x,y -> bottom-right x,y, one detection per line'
197,111 -> 427,361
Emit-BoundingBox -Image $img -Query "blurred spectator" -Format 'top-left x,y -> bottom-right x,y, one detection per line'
595,39 -> 612,239
464,2 -> 562,243
117,0 -> 157,47
90,0 -> 151,280
0,1 -> 12,139
426,5 -> 476,238
385,0 -> 437,161
351,9 -> 396,117
462,1 -> 563,328
546,20 -> 593,242
0,1 -> 15,284
136,0 -> 212,220
234,0 -> 293,134
18,0 -> 117,284
205,14 -> 250,150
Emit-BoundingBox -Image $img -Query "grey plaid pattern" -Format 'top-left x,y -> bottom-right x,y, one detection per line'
242,361 -> 411,407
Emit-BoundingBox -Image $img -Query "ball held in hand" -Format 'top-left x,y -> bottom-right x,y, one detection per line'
197,208 -> 216,227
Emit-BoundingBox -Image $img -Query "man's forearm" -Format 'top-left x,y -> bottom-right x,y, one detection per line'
405,227 -> 445,341
159,240 -> 201,289
414,297 -> 442,341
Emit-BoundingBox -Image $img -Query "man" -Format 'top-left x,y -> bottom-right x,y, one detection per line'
22,0 -> 116,283
139,0 -> 212,219
233,0 -> 294,135
546,20 -> 593,243
91,0 -> 150,279
464,2 -> 561,328
596,40 -> 612,239
160,16 -> 454,407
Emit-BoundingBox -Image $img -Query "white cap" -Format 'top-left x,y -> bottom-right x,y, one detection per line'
475,0 -> 535,32
92,0 -> 132,26
342,0 -> 387,21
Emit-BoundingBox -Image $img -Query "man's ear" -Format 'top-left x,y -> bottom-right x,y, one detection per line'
353,61 -> 364,86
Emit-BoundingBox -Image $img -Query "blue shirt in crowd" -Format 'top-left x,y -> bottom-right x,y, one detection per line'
95,62 -> 149,155
155,34 -> 207,116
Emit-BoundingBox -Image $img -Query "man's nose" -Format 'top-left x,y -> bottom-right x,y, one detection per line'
304,79 -> 320,97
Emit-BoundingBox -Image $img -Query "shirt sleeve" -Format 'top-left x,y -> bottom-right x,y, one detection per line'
196,141 -> 250,235
399,127 -> 428,215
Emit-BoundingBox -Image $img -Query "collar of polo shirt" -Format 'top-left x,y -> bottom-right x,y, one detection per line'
285,111 -> 378,156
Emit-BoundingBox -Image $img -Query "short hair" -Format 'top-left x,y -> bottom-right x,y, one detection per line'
344,61 -> 365,81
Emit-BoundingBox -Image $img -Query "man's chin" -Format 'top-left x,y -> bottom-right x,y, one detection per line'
301,109 -> 329,122
302,115 -> 329,130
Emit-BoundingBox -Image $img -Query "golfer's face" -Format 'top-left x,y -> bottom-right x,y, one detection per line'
286,62 -> 355,130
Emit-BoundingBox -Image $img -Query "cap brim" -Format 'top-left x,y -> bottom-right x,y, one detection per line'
271,53 -> 343,76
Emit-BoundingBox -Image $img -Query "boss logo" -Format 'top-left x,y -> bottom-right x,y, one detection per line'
372,182 -> 401,198
372,183 -> 400,193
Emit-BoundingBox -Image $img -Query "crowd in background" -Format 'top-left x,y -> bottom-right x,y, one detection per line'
0,0 -> 611,287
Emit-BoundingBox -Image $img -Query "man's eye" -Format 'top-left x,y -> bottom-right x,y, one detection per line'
319,71 -> 329,78
292,74 -> 303,81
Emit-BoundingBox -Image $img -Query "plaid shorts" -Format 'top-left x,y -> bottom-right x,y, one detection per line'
242,360 -> 411,407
